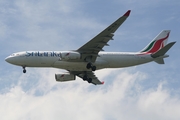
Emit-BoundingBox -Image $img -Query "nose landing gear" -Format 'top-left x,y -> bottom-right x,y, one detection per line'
22,67 -> 26,73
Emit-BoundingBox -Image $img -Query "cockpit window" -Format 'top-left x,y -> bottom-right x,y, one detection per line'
10,52 -> 25,57
11,54 -> 15,56
11,53 -> 19,56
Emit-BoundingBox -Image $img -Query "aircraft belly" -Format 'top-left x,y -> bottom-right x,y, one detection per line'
53,61 -> 88,71
53,59 -> 108,71
109,58 -> 136,67
104,54 -> 153,68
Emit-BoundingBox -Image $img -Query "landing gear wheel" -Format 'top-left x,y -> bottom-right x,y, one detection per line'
22,67 -> 26,73
86,63 -> 92,69
86,62 -> 96,71
23,69 -> 26,73
83,75 -> 88,80
91,66 -> 96,71
87,78 -> 92,83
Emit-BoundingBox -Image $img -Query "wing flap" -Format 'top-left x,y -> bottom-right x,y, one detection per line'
70,71 -> 104,85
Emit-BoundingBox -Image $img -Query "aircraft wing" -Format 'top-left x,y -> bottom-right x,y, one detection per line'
70,71 -> 104,85
77,10 -> 131,62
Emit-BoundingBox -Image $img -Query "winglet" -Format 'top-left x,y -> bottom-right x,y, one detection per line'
123,10 -> 131,17
101,81 -> 105,84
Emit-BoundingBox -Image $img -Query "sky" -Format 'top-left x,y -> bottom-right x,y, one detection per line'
0,0 -> 180,120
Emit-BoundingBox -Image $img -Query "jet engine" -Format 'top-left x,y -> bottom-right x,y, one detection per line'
60,51 -> 81,60
55,73 -> 76,82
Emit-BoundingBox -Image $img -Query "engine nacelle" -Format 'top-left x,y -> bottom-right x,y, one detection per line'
61,51 -> 81,60
55,74 -> 76,82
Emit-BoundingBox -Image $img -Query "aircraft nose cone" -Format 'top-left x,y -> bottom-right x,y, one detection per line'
5,56 -> 17,65
5,56 -> 12,63
5,55 -> 25,66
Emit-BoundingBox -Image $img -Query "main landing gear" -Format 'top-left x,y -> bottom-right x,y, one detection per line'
86,63 -> 96,71
83,75 -> 92,83
22,66 -> 26,73
84,62 -> 96,83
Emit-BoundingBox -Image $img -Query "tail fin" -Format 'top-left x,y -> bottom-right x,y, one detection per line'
151,42 -> 176,64
151,42 -> 176,58
140,30 -> 176,64
140,30 -> 170,53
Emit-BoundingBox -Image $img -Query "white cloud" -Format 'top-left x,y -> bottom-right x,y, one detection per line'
0,69 -> 180,120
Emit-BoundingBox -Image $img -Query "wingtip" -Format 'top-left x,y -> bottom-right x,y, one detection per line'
101,81 -> 105,84
123,10 -> 131,16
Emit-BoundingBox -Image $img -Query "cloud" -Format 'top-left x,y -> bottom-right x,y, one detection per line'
0,69 -> 180,120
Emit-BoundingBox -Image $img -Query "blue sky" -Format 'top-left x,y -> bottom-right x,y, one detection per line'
0,0 -> 180,120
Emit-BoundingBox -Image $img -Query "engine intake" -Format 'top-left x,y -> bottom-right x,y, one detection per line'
55,73 -> 76,82
61,51 -> 81,60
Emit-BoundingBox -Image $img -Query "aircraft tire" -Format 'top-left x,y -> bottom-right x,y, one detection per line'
88,78 -> 92,83
83,75 -> 88,80
23,69 -> 26,73
22,66 -> 26,73
86,63 -> 92,69
92,66 -> 96,71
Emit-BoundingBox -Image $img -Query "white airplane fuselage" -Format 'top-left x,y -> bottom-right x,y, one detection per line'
5,51 -> 154,71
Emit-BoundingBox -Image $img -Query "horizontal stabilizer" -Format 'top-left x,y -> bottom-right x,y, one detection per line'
154,58 -> 165,64
151,42 -> 176,58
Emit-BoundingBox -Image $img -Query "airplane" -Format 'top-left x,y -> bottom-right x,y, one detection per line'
5,10 -> 176,85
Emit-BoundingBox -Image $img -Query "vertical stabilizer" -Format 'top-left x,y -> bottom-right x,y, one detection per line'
141,30 -> 170,53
